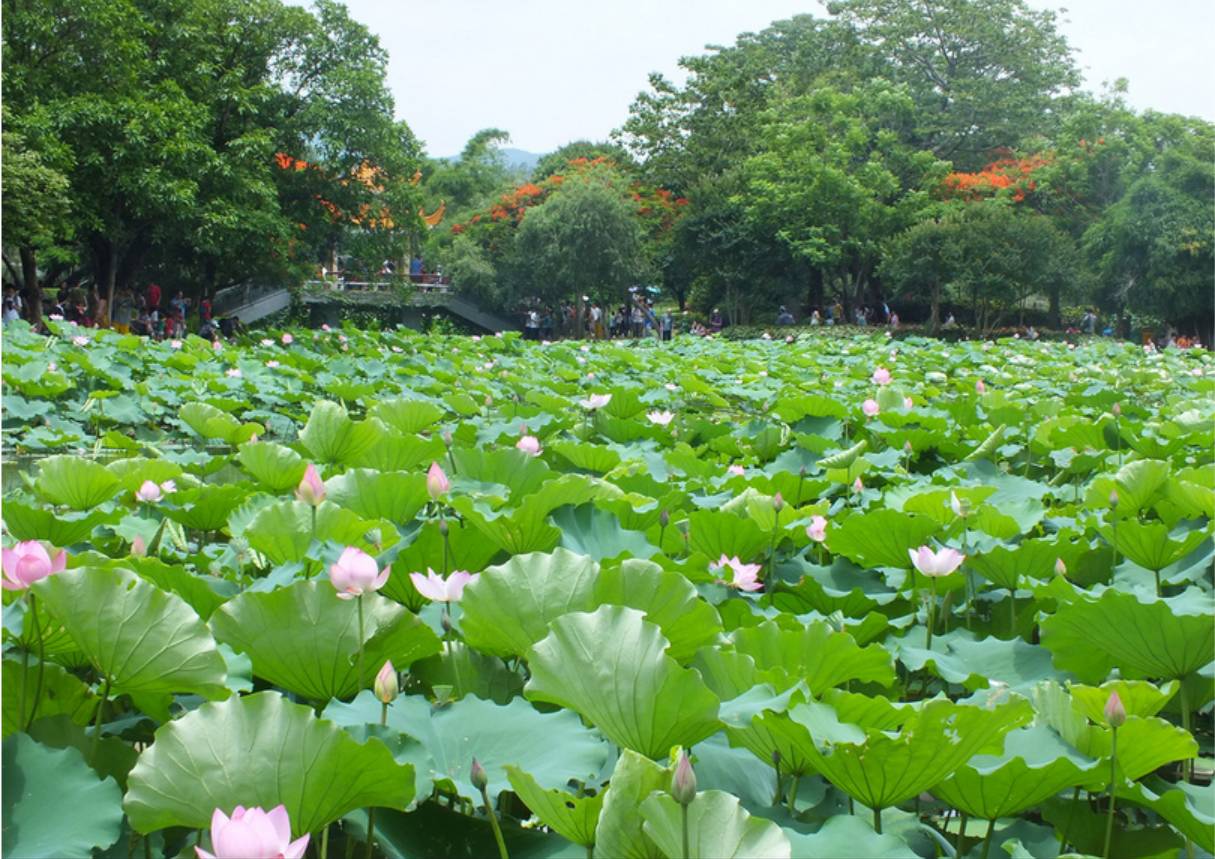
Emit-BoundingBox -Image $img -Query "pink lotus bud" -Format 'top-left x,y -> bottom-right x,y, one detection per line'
671,751 -> 697,806
295,465 -> 325,506
852,477 -> 864,494
904,396 -> 915,409
1109,490 -> 1119,508
135,480 -> 164,504
727,464 -> 745,477
1,542 -> 67,591
871,367 -> 892,385
806,515 -> 828,543
904,440 -> 913,452
195,805 -> 309,859
950,492 -> 970,518
374,660 -> 398,704
131,536 -> 147,558
975,379 -> 986,394
1055,558 -> 1067,577
1112,402 -> 1121,417
862,399 -> 880,418
327,547 -> 389,600
470,757 -> 489,792
1104,691 -> 1126,728
659,510 -> 670,527
427,462 -> 451,499
438,517 -> 449,537
773,492 -> 784,512
281,332 -> 294,345
516,435 -> 542,456
442,431 -> 453,448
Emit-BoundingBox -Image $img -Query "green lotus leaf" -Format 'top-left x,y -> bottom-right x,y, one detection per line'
1069,679 -> 1180,724
1040,587 -> 1215,682
549,440 -> 622,474
894,629 -> 1061,694
1098,520 -> 1208,573
690,647 -> 762,700
34,567 -> 228,720
782,815 -> 915,859
1086,459 -> 1172,514
505,765 -> 604,849
245,499 -> 387,564
299,400 -> 387,465
594,559 -> 723,662
34,455 -> 121,510
554,504 -> 657,562
594,749 -> 672,859
1118,778 -> 1215,853
452,446 -> 554,497
124,691 -> 415,834
967,538 -> 1082,590
324,692 -> 606,804
410,641 -> 523,704
827,509 -> 940,569
797,696 -> 1033,811
731,620 -> 895,694
369,397 -> 446,434
932,723 -> 1101,819
355,432 -> 448,472
120,557 -> 232,619
164,483 -> 248,532
454,501 -> 562,555
640,790 -> 791,859
687,509 -> 769,562
210,582 -> 440,701
526,606 -> 721,758
1165,477 -> 1215,520
2,735 -> 124,858
2,658 -> 96,738
236,441 -> 307,491
325,469 -> 428,525
179,402 -> 243,443
459,548 -> 599,658
0,501 -> 111,546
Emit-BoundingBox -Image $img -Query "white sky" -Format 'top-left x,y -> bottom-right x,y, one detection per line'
334,0 -> 1215,156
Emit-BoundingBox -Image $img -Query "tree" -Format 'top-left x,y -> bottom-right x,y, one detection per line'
532,140 -> 636,182
513,175 -> 643,306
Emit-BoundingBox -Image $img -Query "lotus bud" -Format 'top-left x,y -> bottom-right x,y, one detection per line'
671,751 -> 697,807
1055,558 -> 1067,577
659,510 -> 670,528
976,379 -> 986,394
904,440 -> 913,453
131,536 -> 147,558
374,661 -> 398,704
1112,402 -> 1121,417
771,749 -> 781,767
295,464 -> 326,507
852,477 -> 864,494
1109,490 -> 1119,508
442,431 -> 453,449
470,757 -> 489,792
799,465 -> 807,477
438,517 -> 449,537
1104,691 -> 1127,728
364,528 -> 382,551
950,492 -> 970,519
427,462 -> 451,500
441,612 -> 453,634
773,492 -> 784,512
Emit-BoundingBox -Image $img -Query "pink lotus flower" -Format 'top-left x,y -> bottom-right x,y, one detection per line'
260,338 -> 274,347
135,480 -> 165,503
908,545 -> 966,577
321,323 -> 331,332
579,393 -> 612,410
664,383 -> 678,391
131,536 -> 147,558
170,340 -> 182,350
160,480 -> 177,495
374,660 -> 398,704
852,477 -> 864,494
785,335 -> 794,344
409,568 -> 476,602
226,367 -> 242,378
871,367 -> 892,385
727,464 -> 745,477
426,462 -> 451,499
195,805 -> 309,859
72,335 -> 89,347
711,555 -> 763,591
904,397 -> 914,409
647,410 -> 675,427
281,333 -> 294,345
516,435 -> 542,456
328,547 -> 390,600
2,541 -> 67,591
1055,558 -> 1067,577
212,340 -> 223,352
862,399 -> 880,417
1104,691 -> 1127,728
975,379 -> 986,394
295,464 -> 325,507
806,515 -> 828,543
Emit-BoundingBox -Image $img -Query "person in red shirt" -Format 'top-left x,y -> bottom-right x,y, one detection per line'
146,282 -> 162,315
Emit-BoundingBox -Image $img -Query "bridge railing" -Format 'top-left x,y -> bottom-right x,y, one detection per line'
303,276 -> 452,295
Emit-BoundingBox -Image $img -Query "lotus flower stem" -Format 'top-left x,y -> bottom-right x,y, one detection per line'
925,579 -> 937,651
785,776 -> 799,814
955,813 -> 967,856
481,785 -> 509,859
1180,683 -> 1192,783
1008,587 -> 1017,635
18,636 -> 29,735
320,823 -> 330,859
1058,786 -> 1081,850
771,755 -> 782,805
1102,726 -> 1119,859
356,595 -> 366,695
311,506 -> 318,546
681,803 -> 690,859
980,818 -> 995,859
872,806 -> 882,834
26,592 -> 45,728
90,677 -> 112,766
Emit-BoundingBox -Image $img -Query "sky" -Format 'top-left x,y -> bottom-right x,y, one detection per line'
332,0 -> 1215,156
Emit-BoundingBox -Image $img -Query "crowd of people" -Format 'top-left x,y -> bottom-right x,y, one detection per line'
522,294 -> 676,342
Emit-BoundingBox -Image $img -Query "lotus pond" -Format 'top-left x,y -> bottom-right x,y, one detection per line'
2,319 -> 1213,859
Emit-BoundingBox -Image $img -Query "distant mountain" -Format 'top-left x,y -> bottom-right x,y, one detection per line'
436,147 -> 545,174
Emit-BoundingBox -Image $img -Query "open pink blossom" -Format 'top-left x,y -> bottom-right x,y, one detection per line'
170,340 -> 182,349
295,464 -> 325,506
72,335 -> 89,346
195,805 -> 309,859
281,332 -> 294,345
579,393 -> 612,410
212,340 -> 223,352
516,435 -> 542,456
908,545 -> 966,577
647,410 -> 675,427
426,462 -> 451,499
409,568 -> 476,602
321,323 -> 331,331
328,547 -> 390,599
727,464 -> 745,477
871,367 -> 892,385
711,555 -> 763,592
160,480 -> 177,495
806,515 -> 828,543
862,399 -> 880,417
2,541 -> 67,591
227,368 -> 242,378
135,480 -> 164,503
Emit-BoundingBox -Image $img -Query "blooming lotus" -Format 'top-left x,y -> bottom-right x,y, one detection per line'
226,368 -> 242,378
871,367 -> 892,385
647,410 -> 675,427
862,399 -> 880,417
908,545 -> 966,577
579,393 -> 612,410
72,335 -> 89,346
2,541 -> 67,591
516,435 -> 542,456
712,555 -> 763,592
727,464 -> 745,477
328,547 -> 390,599
170,340 -> 183,350
260,338 -> 274,347
295,464 -> 325,506
135,480 -> 166,503
806,515 -> 828,543
212,340 -> 223,352
281,332 -> 294,345
427,462 -> 451,499
409,568 -> 476,602
195,805 -> 309,859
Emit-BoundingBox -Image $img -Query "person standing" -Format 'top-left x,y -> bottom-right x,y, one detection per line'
146,282 -> 162,317
661,310 -> 673,342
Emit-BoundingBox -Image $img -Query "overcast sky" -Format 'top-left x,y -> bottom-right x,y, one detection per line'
334,0 -> 1215,156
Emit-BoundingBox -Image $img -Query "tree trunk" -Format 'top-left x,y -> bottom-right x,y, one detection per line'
19,245 -> 42,325
1048,284 -> 1061,329
930,281 -> 941,335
